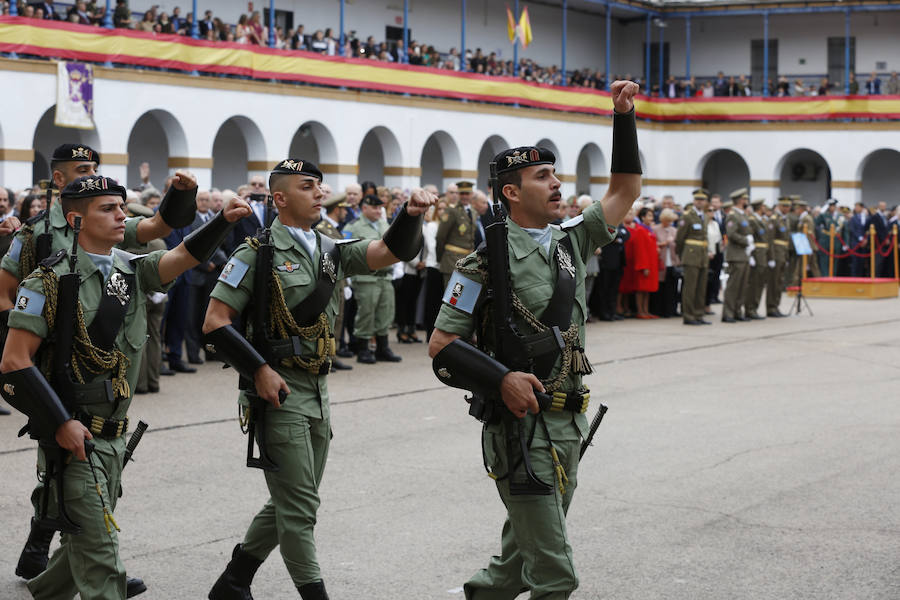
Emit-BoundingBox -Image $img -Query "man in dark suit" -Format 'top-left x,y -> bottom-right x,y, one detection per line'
872,201 -> 890,276
848,202 -> 869,276
226,174 -> 268,254
590,223 -> 630,320
472,189 -> 490,248
184,189 -> 227,363
33,1 -> 61,19
198,9 -> 215,37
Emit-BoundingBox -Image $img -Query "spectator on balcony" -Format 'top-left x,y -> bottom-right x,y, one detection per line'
849,72 -> 859,95
324,27 -> 337,55
817,77 -> 830,96
198,9 -> 214,37
309,29 -> 328,53
157,12 -> 174,34
235,14 -> 249,43
792,79 -> 806,96
170,6 -> 183,32
682,76 -> 697,97
702,80 -> 714,98
136,10 -> 154,32
290,24 -> 307,50
713,71 -> 728,96
66,1 -> 91,25
884,71 -> 900,95
736,74 -> 752,95
246,11 -> 266,46
662,75 -> 679,98
32,1 -> 60,20
865,71 -> 881,95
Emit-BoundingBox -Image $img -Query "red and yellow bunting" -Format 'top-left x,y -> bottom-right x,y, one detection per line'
2,17 -> 899,122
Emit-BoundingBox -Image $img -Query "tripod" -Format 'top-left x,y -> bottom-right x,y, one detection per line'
790,267 -> 813,316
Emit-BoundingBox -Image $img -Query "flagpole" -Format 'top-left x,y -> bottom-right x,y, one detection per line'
339,0 -> 345,57
562,0 -> 568,86
514,0 -> 519,77
403,0 -> 409,64
605,0 -> 611,91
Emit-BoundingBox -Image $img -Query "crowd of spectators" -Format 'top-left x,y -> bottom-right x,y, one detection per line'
658,70 -> 900,98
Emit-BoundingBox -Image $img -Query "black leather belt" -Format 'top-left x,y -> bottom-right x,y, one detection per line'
75,412 -> 129,438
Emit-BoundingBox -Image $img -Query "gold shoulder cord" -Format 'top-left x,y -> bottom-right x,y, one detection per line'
34,267 -> 131,399
18,226 -> 36,278
245,237 -> 335,375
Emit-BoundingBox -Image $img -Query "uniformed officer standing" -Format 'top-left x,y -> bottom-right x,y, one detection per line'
0,174 -> 248,600
203,159 -> 432,600
3,144 -> 197,591
766,197 -> 792,317
790,198 -> 820,284
722,188 -> 754,323
675,188 -> 711,325
429,80 -> 641,600
743,198 -> 770,320
436,180 -> 477,287
814,199 -> 840,276
344,194 -> 403,363
315,194 -> 352,372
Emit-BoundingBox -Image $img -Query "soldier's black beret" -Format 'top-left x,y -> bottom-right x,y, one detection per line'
270,158 -> 323,181
52,143 -> 101,165
61,176 -> 126,201
492,146 -> 556,175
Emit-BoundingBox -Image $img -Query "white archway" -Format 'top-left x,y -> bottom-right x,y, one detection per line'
358,126 -> 403,186
126,109 -> 188,190
289,120 -> 339,166
776,148 -> 831,203
698,149 -> 751,199
211,116 -> 267,191
858,149 -> 900,206
575,143 -> 605,198
32,106 -> 101,185
476,135 -> 509,191
419,130 -> 462,189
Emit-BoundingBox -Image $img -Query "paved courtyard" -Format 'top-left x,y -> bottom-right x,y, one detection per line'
1,295 -> 898,599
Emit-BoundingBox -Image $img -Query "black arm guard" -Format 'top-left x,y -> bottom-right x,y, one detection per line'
610,108 -> 642,174
382,202 -> 424,261
183,212 -> 239,263
203,324 -> 266,381
0,366 -> 70,439
432,339 -> 511,398
158,185 -> 198,229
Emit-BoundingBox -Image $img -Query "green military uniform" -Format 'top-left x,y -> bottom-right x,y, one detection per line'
435,199 -> 615,599
315,213 -> 348,350
209,217 -> 371,589
744,202 -> 771,319
766,200 -> 792,316
723,201 -> 753,321
436,201 -> 476,286
10,244 -> 170,600
343,214 -> 393,340
814,203 -> 840,276
674,194 -> 710,324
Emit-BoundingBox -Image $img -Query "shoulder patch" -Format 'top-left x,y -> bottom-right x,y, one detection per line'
6,237 -> 22,262
692,223 -> 702,230
14,287 -> 45,316
442,271 -> 482,315
218,257 -> 251,289
560,214 -> 584,230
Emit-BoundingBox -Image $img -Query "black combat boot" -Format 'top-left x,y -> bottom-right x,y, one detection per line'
374,335 -> 402,362
356,338 -> 376,364
208,544 -> 263,600
126,576 -> 148,597
15,518 -> 55,579
297,580 -> 330,600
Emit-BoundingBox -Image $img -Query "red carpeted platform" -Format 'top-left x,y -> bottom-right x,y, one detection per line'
789,277 -> 899,299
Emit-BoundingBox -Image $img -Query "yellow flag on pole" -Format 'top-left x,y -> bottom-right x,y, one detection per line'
506,6 -> 516,43
518,6 -> 533,48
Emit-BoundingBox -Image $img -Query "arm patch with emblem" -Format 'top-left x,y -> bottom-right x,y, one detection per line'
218,257 -> 250,289
14,287 -> 45,316
7,237 -> 22,262
442,271 -> 482,315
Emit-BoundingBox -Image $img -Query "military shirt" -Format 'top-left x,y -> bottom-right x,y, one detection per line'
435,203 -> 476,274
748,213 -> 772,262
2,202 -> 142,280
209,218 -> 371,420
434,201 -> 616,442
675,206 -> 709,268
724,209 -> 753,263
8,246 -> 170,421
314,218 -> 344,242
343,216 -> 390,281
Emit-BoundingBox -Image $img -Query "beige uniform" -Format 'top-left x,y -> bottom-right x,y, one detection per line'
435,203 -> 476,285
675,206 -> 709,322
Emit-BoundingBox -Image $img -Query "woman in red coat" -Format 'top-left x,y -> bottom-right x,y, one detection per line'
618,207 -> 660,318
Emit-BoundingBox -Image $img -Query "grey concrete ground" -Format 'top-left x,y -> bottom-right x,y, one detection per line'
1,296 -> 898,599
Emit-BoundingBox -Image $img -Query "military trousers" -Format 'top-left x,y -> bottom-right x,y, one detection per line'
744,264 -> 767,317
242,412 -> 331,589
464,429 -> 580,600
723,261 -> 750,320
352,278 -> 394,338
681,264 -> 708,321
28,439 -> 128,600
138,298 -> 166,391
766,260 -> 786,313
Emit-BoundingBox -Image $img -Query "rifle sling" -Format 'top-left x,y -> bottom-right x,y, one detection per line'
289,235 -> 341,327
86,272 -> 135,352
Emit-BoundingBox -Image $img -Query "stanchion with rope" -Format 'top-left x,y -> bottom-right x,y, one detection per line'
869,224 -> 876,280
828,223 -> 835,278
893,225 -> 898,282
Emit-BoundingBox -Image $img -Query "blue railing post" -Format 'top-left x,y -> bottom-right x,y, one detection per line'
685,15 -> 691,84
460,0 -> 466,71
190,0 -> 199,38
268,0 -> 275,47
762,11 -> 769,97
844,8 -> 851,95
103,0 -> 113,28
339,0 -> 345,56
403,0 -> 409,64
513,0 -> 519,77
561,0 -> 567,86
658,19 -> 664,97
9,0 -> 16,15
644,14 -> 651,90
605,0 -> 611,91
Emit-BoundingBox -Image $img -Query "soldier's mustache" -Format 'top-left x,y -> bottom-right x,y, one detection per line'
549,193 -> 562,202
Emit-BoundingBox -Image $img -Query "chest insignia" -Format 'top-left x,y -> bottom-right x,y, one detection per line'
449,281 -> 464,305
557,244 -> 576,278
3,383 -> 14,396
458,223 -> 467,234
106,272 -> 130,306
322,253 -> 337,284
276,261 -> 302,273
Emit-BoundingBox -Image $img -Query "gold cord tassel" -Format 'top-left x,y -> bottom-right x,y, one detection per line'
549,446 -> 568,495
571,347 -> 593,376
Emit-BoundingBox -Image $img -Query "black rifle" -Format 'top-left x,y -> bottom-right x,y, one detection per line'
482,161 -> 552,496
35,180 -> 53,262
40,215 -> 93,534
123,420 -> 149,468
244,194 -> 281,472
